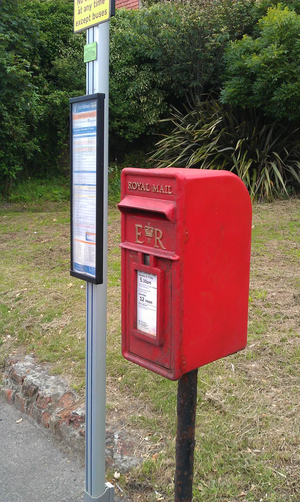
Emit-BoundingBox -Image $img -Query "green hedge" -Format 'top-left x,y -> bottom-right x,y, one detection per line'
221,5 -> 300,121
1,0 -> 299,193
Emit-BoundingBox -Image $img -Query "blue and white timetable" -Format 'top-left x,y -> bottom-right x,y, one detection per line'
72,99 -> 97,278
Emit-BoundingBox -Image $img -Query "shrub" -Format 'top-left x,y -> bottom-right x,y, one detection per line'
221,5 -> 300,121
109,0 -> 260,146
25,0 -> 85,176
0,0 -> 85,193
0,0 -> 41,189
149,97 -> 300,199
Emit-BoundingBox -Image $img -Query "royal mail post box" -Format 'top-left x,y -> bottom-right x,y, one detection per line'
118,168 -> 252,380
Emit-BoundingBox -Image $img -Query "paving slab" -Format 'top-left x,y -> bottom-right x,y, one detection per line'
0,397 -> 85,502
0,398 -> 129,502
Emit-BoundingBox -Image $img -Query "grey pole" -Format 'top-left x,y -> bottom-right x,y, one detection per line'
84,22 -> 114,502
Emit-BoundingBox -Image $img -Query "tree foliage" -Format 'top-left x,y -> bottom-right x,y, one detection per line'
1,0 -> 300,193
0,0 -> 40,187
109,0 -> 259,144
0,0 -> 85,188
221,5 -> 300,121
24,0 -> 85,176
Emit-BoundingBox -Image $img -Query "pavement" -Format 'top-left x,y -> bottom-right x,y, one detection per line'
0,397 -> 86,502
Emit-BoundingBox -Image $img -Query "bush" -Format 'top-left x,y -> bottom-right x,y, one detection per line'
221,5 -> 300,121
3,0 -> 298,188
25,0 -> 85,176
150,97 -> 300,199
109,0 -> 260,148
0,0 -> 85,193
0,0 -> 41,189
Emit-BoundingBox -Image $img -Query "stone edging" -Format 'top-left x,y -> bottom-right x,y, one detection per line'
1,355 -> 85,455
0,354 -> 142,473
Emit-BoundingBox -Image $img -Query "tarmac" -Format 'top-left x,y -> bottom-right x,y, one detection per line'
0,397 -> 86,502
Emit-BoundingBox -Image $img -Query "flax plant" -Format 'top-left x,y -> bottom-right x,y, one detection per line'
150,98 -> 300,199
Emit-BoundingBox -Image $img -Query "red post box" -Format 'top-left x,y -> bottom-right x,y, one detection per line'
118,168 -> 252,380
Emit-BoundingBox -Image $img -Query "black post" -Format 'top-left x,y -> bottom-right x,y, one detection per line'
174,368 -> 198,502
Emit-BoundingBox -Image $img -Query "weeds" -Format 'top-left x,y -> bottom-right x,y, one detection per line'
0,168 -> 121,208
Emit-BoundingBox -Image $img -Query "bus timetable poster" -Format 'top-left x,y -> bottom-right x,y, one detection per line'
70,93 -> 105,284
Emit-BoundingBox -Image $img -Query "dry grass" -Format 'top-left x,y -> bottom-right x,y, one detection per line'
0,199 -> 299,501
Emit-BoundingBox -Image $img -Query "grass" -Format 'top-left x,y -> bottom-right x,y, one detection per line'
0,193 -> 299,501
0,177 -> 70,208
0,168 -> 121,208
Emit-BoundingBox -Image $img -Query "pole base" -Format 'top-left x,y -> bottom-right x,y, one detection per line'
84,483 -> 114,501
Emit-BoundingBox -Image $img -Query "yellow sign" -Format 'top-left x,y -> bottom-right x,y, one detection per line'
74,0 -> 111,33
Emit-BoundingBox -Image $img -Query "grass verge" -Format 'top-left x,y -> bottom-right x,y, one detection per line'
0,197 -> 299,501
0,168 -> 121,209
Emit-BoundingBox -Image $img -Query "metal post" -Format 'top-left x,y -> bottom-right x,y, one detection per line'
84,22 -> 114,502
174,369 -> 198,502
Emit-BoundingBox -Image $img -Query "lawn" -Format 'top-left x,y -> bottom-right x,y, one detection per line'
0,198 -> 299,501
